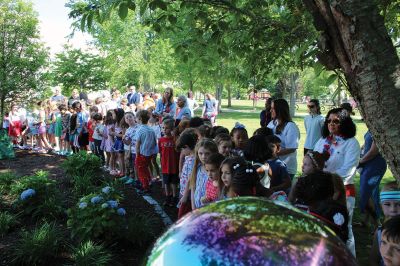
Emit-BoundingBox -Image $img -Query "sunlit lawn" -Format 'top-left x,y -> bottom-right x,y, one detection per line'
213,99 -> 396,264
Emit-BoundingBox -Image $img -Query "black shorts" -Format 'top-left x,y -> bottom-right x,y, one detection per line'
78,132 -> 89,147
162,174 -> 179,185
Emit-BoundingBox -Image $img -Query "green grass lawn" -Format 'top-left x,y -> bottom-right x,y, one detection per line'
214,99 -> 396,264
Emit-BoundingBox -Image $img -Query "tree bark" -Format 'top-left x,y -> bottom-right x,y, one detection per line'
189,80 -> 193,92
289,72 -> 298,117
304,0 -> 400,180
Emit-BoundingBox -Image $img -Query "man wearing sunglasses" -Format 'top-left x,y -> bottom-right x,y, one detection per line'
304,99 -> 325,155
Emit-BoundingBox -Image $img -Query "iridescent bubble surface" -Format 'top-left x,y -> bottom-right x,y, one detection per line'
146,197 -> 357,266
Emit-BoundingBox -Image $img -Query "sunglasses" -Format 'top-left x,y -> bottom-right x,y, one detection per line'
327,119 -> 340,125
307,105 -> 316,108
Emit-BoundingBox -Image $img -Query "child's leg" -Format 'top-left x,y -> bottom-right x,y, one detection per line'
124,151 -> 131,177
105,152 -> 111,167
131,153 -> 136,178
118,152 -> 125,175
151,155 -> 161,179
110,152 -> 116,170
135,154 -> 151,191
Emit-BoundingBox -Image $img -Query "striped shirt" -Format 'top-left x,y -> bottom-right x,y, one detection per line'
135,124 -> 157,156
193,165 -> 209,209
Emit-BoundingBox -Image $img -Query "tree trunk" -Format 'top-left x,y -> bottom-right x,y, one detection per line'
215,84 -> 223,113
304,0 -> 400,181
289,72 -> 298,117
189,80 -> 193,92
227,84 -> 232,107
0,95 -> 4,128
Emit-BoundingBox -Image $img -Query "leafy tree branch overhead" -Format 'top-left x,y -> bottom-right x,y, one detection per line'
67,0 -> 400,181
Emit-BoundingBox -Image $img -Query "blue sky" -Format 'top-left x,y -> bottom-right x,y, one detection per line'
31,0 -> 93,56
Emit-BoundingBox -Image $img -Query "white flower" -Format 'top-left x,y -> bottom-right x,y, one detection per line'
333,213 -> 345,226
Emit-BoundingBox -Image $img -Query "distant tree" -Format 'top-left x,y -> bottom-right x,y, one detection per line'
0,0 -> 48,117
52,46 -> 109,94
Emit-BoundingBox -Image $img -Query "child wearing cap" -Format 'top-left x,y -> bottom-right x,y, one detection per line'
370,181 -> 400,265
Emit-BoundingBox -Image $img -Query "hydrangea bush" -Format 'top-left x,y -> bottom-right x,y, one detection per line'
10,171 -> 62,219
67,185 -> 125,241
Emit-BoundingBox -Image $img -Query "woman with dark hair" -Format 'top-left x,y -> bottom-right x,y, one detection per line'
267,98 -> 300,180
313,107 -> 360,257
154,87 -> 176,122
304,99 -> 325,155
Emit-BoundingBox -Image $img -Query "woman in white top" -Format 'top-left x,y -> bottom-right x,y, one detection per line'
267,98 -> 300,179
313,107 -> 360,257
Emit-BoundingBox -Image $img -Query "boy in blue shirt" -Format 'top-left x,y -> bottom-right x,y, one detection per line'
135,110 -> 157,193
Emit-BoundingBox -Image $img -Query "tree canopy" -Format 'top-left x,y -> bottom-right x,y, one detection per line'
0,0 -> 48,115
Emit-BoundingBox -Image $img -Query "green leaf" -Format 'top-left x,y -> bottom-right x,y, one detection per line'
118,2 -> 129,20
127,0 -> 136,10
168,15 -> 177,24
153,23 -> 161,33
80,14 -> 87,31
325,73 -> 338,87
87,13 -> 94,30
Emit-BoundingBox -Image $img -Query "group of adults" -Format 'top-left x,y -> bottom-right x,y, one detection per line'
49,85 -> 219,123
259,98 -> 387,257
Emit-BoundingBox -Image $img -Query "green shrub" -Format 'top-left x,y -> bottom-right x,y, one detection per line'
61,151 -> 102,179
121,212 -> 159,247
71,241 -> 113,266
67,185 -> 124,241
12,222 -> 64,265
0,171 -> 17,193
71,174 -> 96,198
0,211 -> 18,236
10,171 -> 63,219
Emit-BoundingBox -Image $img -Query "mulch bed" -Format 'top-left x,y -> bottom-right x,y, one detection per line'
0,150 -> 178,265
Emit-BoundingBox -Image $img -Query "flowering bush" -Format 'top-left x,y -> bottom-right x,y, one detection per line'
20,188 -> 36,200
67,185 -> 125,241
10,171 -> 62,219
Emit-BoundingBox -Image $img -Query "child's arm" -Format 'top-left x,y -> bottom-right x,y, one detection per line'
369,230 -> 381,266
136,137 -> 141,155
190,189 -> 195,210
179,183 -> 191,205
178,150 -> 188,177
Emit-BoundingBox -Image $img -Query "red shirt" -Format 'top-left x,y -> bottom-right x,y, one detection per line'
158,136 -> 179,174
205,179 -> 219,202
88,120 -> 94,142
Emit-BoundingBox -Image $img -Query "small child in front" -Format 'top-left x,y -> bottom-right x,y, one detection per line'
201,153 -> 225,205
159,118 -> 180,206
379,215 -> 400,266
370,181 -> 400,266
135,110 -> 157,193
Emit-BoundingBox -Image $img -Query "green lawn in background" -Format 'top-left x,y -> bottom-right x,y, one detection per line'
214,99 -> 396,264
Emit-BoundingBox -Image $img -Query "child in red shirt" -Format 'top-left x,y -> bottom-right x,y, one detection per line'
201,153 -> 225,204
159,118 -> 180,206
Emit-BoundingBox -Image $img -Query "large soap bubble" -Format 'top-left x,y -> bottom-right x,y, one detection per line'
146,197 -> 356,266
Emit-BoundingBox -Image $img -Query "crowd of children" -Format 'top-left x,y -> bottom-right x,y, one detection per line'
3,92 -> 400,264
